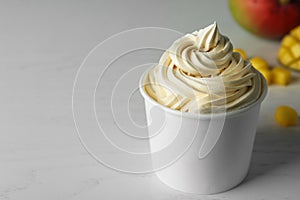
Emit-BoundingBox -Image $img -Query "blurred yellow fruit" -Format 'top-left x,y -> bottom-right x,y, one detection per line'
290,25 -> 300,41
278,47 -> 294,66
278,25 -> 300,71
271,67 -> 291,86
233,48 -> 247,60
290,60 -> 300,71
249,57 -> 269,71
259,69 -> 272,85
275,106 -> 298,127
281,35 -> 298,47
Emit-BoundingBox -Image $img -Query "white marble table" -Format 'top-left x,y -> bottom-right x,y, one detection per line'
1,1 -> 300,199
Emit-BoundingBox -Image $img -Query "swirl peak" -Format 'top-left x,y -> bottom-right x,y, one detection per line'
196,22 -> 221,52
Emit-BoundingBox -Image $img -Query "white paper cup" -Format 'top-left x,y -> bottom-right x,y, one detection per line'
139,69 -> 267,194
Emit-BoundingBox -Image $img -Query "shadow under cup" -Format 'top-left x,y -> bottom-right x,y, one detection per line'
139,69 -> 268,194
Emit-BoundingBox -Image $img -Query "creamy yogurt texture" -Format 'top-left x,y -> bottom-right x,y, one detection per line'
144,22 -> 264,113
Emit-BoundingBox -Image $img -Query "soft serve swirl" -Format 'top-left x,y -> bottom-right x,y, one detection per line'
144,22 -> 264,113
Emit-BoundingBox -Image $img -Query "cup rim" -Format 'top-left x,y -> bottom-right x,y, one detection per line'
139,68 -> 268,119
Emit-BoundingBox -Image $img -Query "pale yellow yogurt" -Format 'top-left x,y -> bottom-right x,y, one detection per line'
144,22 -> 264,113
